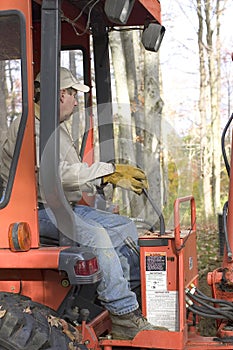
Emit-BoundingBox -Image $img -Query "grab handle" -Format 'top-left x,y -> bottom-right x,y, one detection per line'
174,196 -> 196,252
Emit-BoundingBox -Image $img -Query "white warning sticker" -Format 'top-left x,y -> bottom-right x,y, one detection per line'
144,252 -> 179,331
146,291 -> 179,331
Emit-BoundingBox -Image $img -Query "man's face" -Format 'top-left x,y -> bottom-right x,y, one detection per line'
60,88 -> 78,122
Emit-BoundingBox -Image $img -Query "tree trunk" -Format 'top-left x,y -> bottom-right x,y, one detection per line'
120,30 -> 145,218
197,0 -> 213,219
109,31 -> 135,163
69,51 -> 82,153
144,50 -> 163,227
210,0 -> 221,215
109,30 -> 136,216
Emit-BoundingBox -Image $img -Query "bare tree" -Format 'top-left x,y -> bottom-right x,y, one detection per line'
144,50 -> 163,225
120,30 -> 153,219
109,30 -> 136,216
109,31 -> 135,163
121,30 -> 144,167
69,50 -> 81,152
197,0 -> 213,218
109,28 -> 164,224
196,0 -> 225,218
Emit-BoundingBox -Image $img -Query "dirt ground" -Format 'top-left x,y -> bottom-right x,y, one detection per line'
196,222 -> 223,336
198,271 -> 220,336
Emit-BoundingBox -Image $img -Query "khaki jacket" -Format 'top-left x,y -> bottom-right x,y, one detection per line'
1,104 -> 114,203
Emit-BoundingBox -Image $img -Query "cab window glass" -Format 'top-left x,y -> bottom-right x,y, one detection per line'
0,12 -> 23,205
61,49 -> 86,156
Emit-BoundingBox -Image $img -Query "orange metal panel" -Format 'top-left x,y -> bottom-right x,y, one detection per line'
186,332 -> 233,349
100,330 -> 186,350
100,329 -> 233,349
139,229 -> 198,349
0,0 -> 39,248
0,247 -> 69,309
138,0 -> 161,23
0,247 -> 62,268
21,270 -> 71,309
183,232 -> 198,287
0,269 -> 71,310
139,234 -> 185,347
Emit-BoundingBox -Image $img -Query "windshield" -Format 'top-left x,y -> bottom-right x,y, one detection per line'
0,10 -> 27,208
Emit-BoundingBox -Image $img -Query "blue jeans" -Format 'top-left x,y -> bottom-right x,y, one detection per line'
38,205 -> 140,315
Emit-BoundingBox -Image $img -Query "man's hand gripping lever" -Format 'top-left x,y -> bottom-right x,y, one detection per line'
103,164 -> 148,194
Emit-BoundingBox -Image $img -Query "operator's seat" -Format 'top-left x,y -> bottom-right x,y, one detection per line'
38,203 -> 60,246
38,205 -> 77,247
40,231 -> 78,247
40,235 -> 59,246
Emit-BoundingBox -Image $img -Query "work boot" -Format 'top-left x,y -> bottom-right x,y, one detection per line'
110,308 -> 167,340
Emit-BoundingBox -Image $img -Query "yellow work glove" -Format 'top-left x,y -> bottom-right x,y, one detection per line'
103,164 -> 148,194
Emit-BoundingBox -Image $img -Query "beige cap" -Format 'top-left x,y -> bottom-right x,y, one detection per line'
35,67 -> 90,93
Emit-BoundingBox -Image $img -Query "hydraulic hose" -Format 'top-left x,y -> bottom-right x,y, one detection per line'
143,188 -> 165,235
195,287 -> 233,308
187,290 -> 233,321
219,113 -> 233,260
188,305 -> 229,320
221,112 -> 233,177
188,291 -> 233,320
135,163 -> 166,235
222,201 -> 232,260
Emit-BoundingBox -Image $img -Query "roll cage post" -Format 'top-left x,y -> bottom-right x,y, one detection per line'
40,0 -> 76,245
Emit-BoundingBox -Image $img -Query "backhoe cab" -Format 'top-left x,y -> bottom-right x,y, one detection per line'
0,0 -> 233,349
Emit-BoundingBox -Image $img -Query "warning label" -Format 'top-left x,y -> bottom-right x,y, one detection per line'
144,252 -> 179,331
145,252 -> 167,291
146,253 -> 166,271
146,291 -> 179,331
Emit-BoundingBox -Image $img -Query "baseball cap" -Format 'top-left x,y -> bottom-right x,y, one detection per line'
35,67 -> 90,93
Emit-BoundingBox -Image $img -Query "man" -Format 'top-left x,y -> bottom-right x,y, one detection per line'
1,67 -> 165,339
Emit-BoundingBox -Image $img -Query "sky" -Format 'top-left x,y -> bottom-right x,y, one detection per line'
159,0 -> 233,135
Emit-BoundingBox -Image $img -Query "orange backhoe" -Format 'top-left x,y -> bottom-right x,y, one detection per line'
0,1 -> 233,349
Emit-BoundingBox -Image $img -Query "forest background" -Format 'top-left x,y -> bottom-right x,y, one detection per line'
0,0 -> 232,231
104,0 -> 233,233
0,0 -> 232,334
108,0 -> 233,334
160,0 -> 233,224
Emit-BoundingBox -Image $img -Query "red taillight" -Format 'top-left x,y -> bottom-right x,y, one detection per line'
74,257 -> 99,276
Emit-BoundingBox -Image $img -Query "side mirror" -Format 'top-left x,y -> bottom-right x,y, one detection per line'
104,0 -> 135,25
142,21 -> 165,52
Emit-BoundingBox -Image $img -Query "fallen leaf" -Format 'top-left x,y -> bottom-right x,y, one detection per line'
23,306 -> 32,314
0,309 -> 6,318
47,315 -> 61,328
